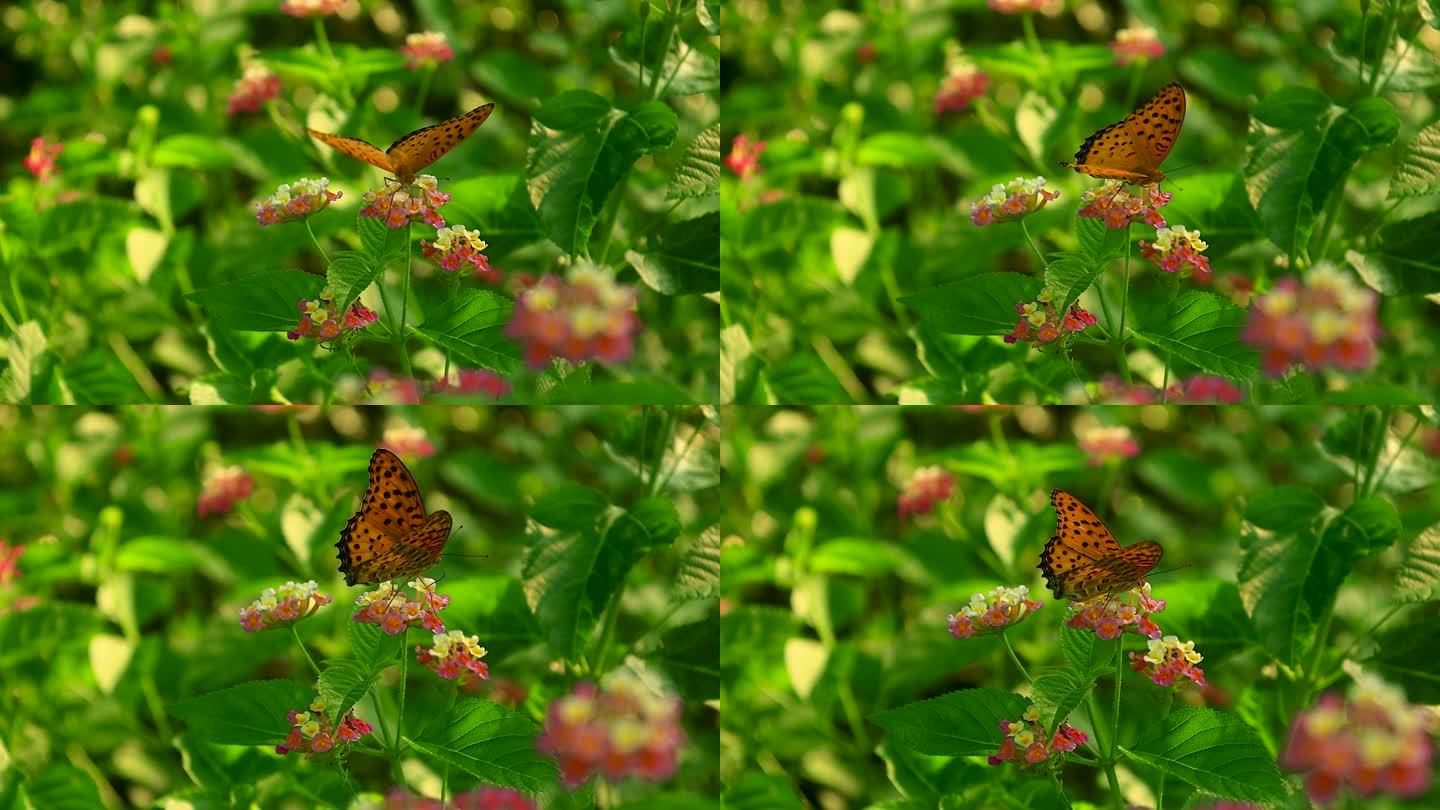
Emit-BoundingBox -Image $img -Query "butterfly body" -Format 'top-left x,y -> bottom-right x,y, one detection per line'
307,103 -> 494,184
1060,83 -> 1184,186
336,449 -> 452,586
1038,490 -> 1162,601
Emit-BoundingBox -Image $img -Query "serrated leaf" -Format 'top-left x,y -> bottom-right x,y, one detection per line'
667,123 -> 720,201
168,680 -> 314,745
1044,253 -> 1105,313
1135,290 -> 1257,380
187,272 -> 325,333
901,273 -> 1043,336
676,525 -> 720,600
1397,523 -> 1440,602
0,321 -> 47,402
627,212 -> 719,295
1122,707 -> 1287,802
410,699 -> 556,793
870,688 -> 1028,756
1244,486 -> 1325,533
1390,121 -> 1440,199
413,289 -> 520,374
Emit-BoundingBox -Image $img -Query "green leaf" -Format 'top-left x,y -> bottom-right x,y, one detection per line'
52,349 -> 150,404
667,122 -> 720,200
1324,497 -> 1401,555
357,211 -> 400,262
1244,486 -> 1325,533
808,539 -> 899,578
527,102 -> 678,255
1031,667 -> 1095,732
1135,291 -> 1257,380
152,135 -> 235,169
1251,86 -> 1330,129
1122,707 -> 1288,802
410,699 -> 556,793
649,614 -> 719,700
533,90 -> 613,130
870,688 -> 1028,756
522,527 -> 634,658
856,133 -> 938,169
0,603 -> 99,668
530,484 -> 609,531
901,273 -> 1042,336
324,252 -> 380,317
764,354 -> 851,404
113,537 -> 208,574
1044,253 -> 1105,314
1348,212 -> 1440,296
1237,525 -> 1351,666
0,321 -> 48,402
413,289 -> 520,374
1389,120 -> 1440,199
169,680 -> 314,745
723,772 -> 805,810
187,272 -> 325,332
1397,522 -> 1440,602
1370,618 -> 1440,702
618,497 -> 682,548
1074,217 -> 1123,267
676,525 -> 720,600
627,211 -> 718,295
21,766 -> 105,810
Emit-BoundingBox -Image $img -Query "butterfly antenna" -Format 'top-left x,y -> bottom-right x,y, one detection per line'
1147,562 -> 1192,578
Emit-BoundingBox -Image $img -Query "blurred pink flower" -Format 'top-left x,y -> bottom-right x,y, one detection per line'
505,263 -> 642,371
197,465 -> 254,517
402,31 -> 455,70
537,672 -> 685,788
987,0 -> 1064,14
1111,26 -> 1166,66
226,65 -> 280,116
1077,425 -> 1139,465
431,368 -> 511,399
1243,264 -> 1381,377
935,63 -> 989,114
0,540 -> 24,586
22,137 -> 62,183
897,465 -> 954,519
280,0 -> 348,16
381,424 -> 435,459
725,135 -> 766,181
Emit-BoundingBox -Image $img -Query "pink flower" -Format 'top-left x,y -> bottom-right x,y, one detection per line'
1242,264 -> 1381,377
197,465 -> 254,517
275,695 -> 372,757
353,578 -> 449,636
385,785 -> 536,810
989,705 -> 1087,769
361,176 -> 451,229
415,629 -> 490,687
897,465 -> 955,519
1077,425 -> 1139,465
279,0 -> 348,16
255,177 -> 341,225
948,585 -> 1044,639
969,177 -> 1060,226
287,287 -> 378,342
1139,226 -> 1211,276
1128,635 -> 1206,688
22,138 -> 62,183
857,41 -> 878,63
1078,180 -> 1172,229
1065,582 -> 1167,640
431,368 -> 511,399
935,63 -> 989,114
381,424 -> 435,459
420,225 -> 498,283
1110,26 -> 1165,66
237,580 -> 331,632
987,0 -> 1064,14
354,369 -> 425,405
1169,375 -> 1244,403
226,65 -> 281,116
537,673 -> 686,789
725,135 -> 766,181
505,263 -> 642,371
1006,292 -> 1098,346
401,31 -> 454,70
1281,672 -> 1434,804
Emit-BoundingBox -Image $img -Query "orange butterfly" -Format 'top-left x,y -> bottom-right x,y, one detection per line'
307,103 -> 494,184
1060,83 -> 1185,186
1037,490 -> 1163,601
336,449 -> 452,586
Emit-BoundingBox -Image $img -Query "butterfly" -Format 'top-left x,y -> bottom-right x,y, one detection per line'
1060,83 -> 1185,186
306,103 -> 495,184
336,448 -> 452,586
1037,490 -> 1163,601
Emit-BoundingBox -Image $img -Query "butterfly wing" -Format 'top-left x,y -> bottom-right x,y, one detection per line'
385,103 -> 494,183
1038,490 -> 1123,599
1059,542 -> 1163,601
307,129 -> 396,175
336,449 -> 450,585
1061,83 -> 1184,185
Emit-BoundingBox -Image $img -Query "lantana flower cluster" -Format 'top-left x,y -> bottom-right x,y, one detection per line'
947,585 -> 1044,639
1077,425 -> 1139,466
969,176 -> 1060,226
226,65 -> 281,116
897,465 -> 955,519
197,465 -> 254,517
1066,581 -> 1164,640
989,705 -> 1088,768
353,578 -> 449,636
280,0 -> 347,15
1110,26 -> 1165,66
415,629 -> 490,687
255,177 -> 342,225
432,368 -> 512,399
1139,226 -> 1210,276
276,695 -> 374,757
381,424 -> 435,458
22,137 -> 62,183
987,0 -> 1064,16
0,540 -> 23,586
1129,634 -> 1206,687
725,135 -> 765,181
1079,180 -> 1171,229
287,287 -> 379,342
238,580 -> 332,632
537,672 -> 686,788
401,31 -> 454,70
1281,670 -> 1433,804
362,176 -> 450,229
1004,291 -> 1098,346
420,224 -> 498,283
935,62 -> 989,114
1242,264 -> 1381,377
505,263 -> 642,370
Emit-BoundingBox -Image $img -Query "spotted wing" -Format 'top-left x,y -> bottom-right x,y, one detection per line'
336,449 -> 451,585
1061,543 -> 1164,601
307,129 -> 396,174
385,103 -> 495,182
1038,490 -> 1122,599
1122,83 -> 1185,172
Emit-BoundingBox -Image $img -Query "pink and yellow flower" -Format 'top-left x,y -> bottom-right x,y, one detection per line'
420,224 -> 498,283
1078,180 -> 1172,229
725,135 -> 766,181
969,177 -> 1060,226
989,705 -> 1088,769
255,177 -> 342,225
897,465 -> 955,519
935,62 -> 989,115
1111,26 -> 1166,66
226,65 -> 281,116
1005,291 -> 1098,346
537,672 -> 686,789
197,465 -> 254,518
381,424 -> 435,459
1242,264 -> 1381,377
1139,225 -> 1211,276
1066,581 -> 1166,639
415,629 -> 490,686
1128,634 -> 1206,687
361,176 -> 451,229
275,695 -> 373,757
353,578 -> 449,636
947,585 -> 1044,639
505,263 -> 642,370
1077,424 -> 1139,466
238,580 -> 332,632
401,31 -> 455,70
287,288 -> 378,342
22,138 -> 62,183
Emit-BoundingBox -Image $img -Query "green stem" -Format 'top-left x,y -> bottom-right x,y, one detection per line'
1086,693 -> 1124,806
1155,691 -> 1173,810
1019,218 -> 1048,270
1000,631 -> 1033,685
398,222 -> 414,378
414,65 -> 434,118
305,218 -> 329,264
312,18 -> 354,109
395,629 -> 409,751
291,624 -> 321,678
1108,641 -> 1125,810
649,10 -> 676,99
1115,222 -> 1133,383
